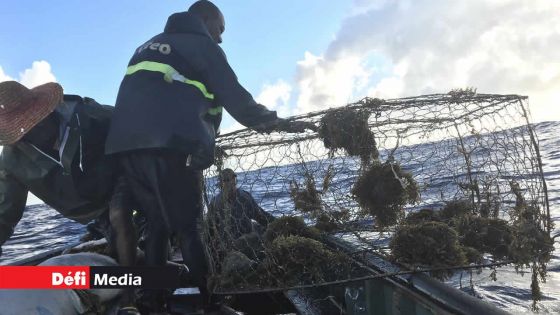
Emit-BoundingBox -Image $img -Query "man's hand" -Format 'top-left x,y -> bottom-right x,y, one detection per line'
273,118 -> 317,133
253,118 -> 317,134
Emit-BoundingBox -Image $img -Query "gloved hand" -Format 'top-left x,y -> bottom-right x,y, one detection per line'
273,118 -> 317,133
252,118 -> 317,134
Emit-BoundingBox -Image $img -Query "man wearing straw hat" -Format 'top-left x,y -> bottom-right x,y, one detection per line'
0,81 -> 137,267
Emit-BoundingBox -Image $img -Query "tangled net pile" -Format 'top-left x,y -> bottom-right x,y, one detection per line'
201,90 -> 553,310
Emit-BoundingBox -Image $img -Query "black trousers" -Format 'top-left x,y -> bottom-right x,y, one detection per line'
118,149 -> 208,292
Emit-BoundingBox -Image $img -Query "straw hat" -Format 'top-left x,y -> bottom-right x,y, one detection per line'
0,81 -> 63,145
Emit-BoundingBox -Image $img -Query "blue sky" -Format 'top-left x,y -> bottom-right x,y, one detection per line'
1,0 -> 559,130
1,0 -> 559,205
0,0 -> 353,129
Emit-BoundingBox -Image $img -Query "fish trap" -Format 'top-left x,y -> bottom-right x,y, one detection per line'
202,91 -> 552,310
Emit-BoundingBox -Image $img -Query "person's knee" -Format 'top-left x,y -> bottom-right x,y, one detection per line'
109,206 -> 133,229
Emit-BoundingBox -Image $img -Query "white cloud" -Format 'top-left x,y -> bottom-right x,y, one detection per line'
350,0 -> 390,15
18,61 -> 57,88
293,0 -> 560,122
220,120 -> 244,135
0,61 -> 57,88
0,66 -> 14,82
256,79 -> 293,117
295,51 -> 371,114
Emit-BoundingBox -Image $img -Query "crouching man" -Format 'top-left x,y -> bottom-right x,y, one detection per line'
0,81 -> 139,312
0,81 -> 138,266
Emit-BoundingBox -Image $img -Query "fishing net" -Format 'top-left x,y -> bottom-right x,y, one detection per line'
201,89 -> 552,310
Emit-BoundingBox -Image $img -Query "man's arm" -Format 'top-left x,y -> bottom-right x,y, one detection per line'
240,190 -> 274,226
194,40 -> 278,129
175,37 -> 316,133
0,168 -> 28,254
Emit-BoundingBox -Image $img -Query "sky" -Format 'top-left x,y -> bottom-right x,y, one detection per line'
0,0 -> 558,206
1,0 -> 559,131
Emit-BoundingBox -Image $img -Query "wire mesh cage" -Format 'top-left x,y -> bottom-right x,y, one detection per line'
201,90 -> 552,308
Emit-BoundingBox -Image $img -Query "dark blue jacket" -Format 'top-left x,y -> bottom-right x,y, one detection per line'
105,12 -> 278,169
0,96 -> 113,249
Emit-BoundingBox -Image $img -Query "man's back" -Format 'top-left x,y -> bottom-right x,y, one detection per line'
106,14 -> 218,156
106,11 -> 277,169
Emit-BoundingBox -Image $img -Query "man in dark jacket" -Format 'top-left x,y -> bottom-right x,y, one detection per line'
208,168 -> 274,240
105,0 -> 313,311
0,81 -> 134,264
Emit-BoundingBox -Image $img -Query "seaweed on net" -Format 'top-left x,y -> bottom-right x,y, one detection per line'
462,246 -> 483,264
506,182 -> 555,310
509,204 -> 554,310
233,232 -> 266,261
454,215 -> 512,259
478,181 -> 501,218
508,183 -> 554,267
352,161 -> 420,227
390,221 -> 467,280
404,200 -> 514,262
220,251 -> 256,281
318,108 -> 378,165
401,209 -> 493,264
509,210 -> 554,266
289,175 -> 322,213
314,209 -> 350,232
439,199 -> 473,222
448,87 -> 477,101
402,208 -> 441,225
218,231 -> 351,289
290,169 -> 349,232
411,198 -> 512,260
321,164 -> 335,192
262,235 -> 351,287
510,218 -> 554,311
263,216 -> 321,243
214,251 -> 265,290
399,191 -> 551,307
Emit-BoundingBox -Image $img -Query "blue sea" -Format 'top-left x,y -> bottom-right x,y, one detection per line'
1,121 -> 559,314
